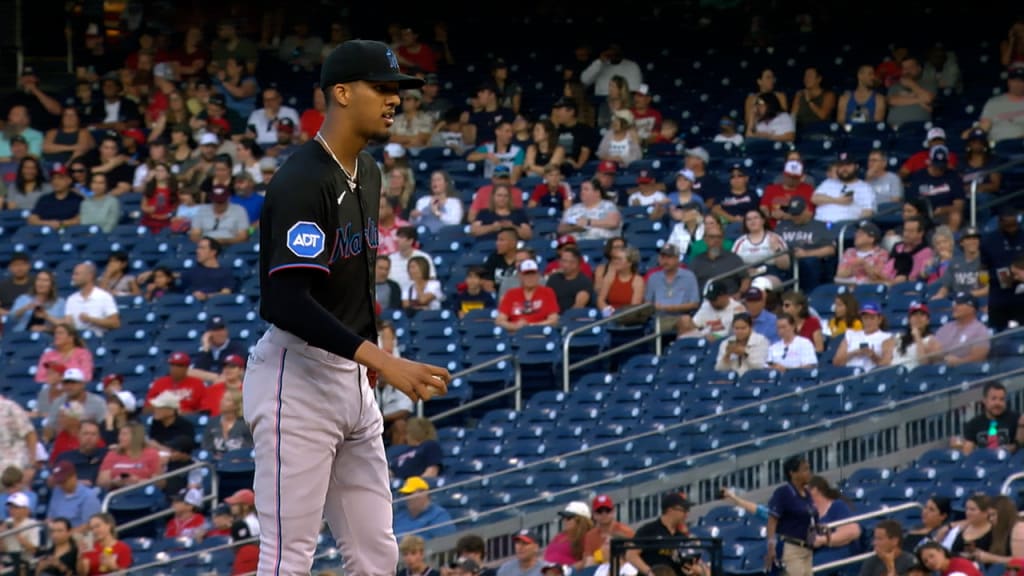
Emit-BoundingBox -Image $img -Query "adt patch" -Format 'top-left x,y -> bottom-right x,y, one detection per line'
286,221 -> 326,259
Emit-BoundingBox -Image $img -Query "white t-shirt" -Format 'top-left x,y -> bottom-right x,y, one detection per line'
767,336 -> 818,369
563,201 -> 622,240
755,113 -> 795,136
413,196 -> 464,227
628,190 -> 667,207
841,329 -> 891,371
405,280 -> 443,310
813,178 -> 876,223
732,232 -> 787,266
64,287 -> 118,335
378,384 -> 414,417
389,249 -> 437,295
1,518 -> 40,553
246,106 -> 301,146
607,136 -> 633,159
666,222 -> 704,259
692,298 -> 747,339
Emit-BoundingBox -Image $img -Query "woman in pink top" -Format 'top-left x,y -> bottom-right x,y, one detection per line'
544,501 -> 594,570
96,422 -> 163,490
34,323 -> 93,383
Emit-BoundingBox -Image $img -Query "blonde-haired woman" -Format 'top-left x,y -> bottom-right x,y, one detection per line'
410,170 -> 464,233
201,389 -> 253,460
545,501 -> 594,570
596,110 -> 642,167
97,422 -> 162,490
34,322 -> 92,383
391,418 -> 442,480
385,165 -> 416,215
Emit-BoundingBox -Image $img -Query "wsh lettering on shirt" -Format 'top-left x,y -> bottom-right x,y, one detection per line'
329,218 -> 380,263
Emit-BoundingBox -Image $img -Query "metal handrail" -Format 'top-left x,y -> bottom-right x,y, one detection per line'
397,324 -> 1024,503
836,203 -> 904,258
561,302 -> 659,393
1000,471 -> 1024,496
702,247 -> 798,297
0,518 -> 47,541
822,502 -> 923,529
395,364 -> 1024,537
101,461 -> 218,515
964,156 -> 1024,227
418,354 -> 521,420
814,552 -> 875,573
108,534 -> 259,575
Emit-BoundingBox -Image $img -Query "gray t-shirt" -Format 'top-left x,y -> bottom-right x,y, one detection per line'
191,203 -> 250,240
79,195 -> 121,233
46,392 -> 108,429
857,551 -> 917,576
941,254 -> 981,294
981,93 -> 1024,143
775,219 -> 836,251
886,77 -> 938,126
867,172 -> 905,205
496,559 -> 543,576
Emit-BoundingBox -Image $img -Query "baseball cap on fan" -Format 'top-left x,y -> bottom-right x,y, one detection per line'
321,40 -> 424,90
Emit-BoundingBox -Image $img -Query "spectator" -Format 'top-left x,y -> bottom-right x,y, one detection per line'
975,65 -> 1024,144
389,227 -> 437,297
55,420 -> 108,487
45,367 -> 106,431
498,530 -> 542,576
96,252 -> 139,297
807,475 -> 862,565
933,227 -> 985,300
450,267 -> 497,319
962,129 -> 1002,196
715,313 -> 770,375
375,257 -> 403,311
467,120 -> 525,181
99,391 -> 135,447
767,313 -> 819,372
625,492 -> 691,576
162,436 -> 199,502
34,517 -> 78,576
762,161 -> 815,227
859,520 -> 917,576
27,163 -> 82,229
78,513 -> 132,575
45,461 -> 100,533
390,89 -> 434,149
96,422 -> 161,490
0,253 -> 33,316
791,67 -> 837,128
580,44 -> 643,97
591,160 -> 622,204
143,266 -> 175,302
224,488 -> 260,537
941,494 -> 995,558
664,201 -> 705,259
677,282 -> 746,341
524,120 -> 567,177
833,303 -> 891,371
903,497 -> 953,552
34,323 -> 93,384
146,352 -> 206,413
972,495 -> 1024,565
34,362 -> 65,420
379,194 -> 411,254
596,110 -> 642,167
955,381 -> 1024,455
0,106 -> 43,157
138,162 -> 179,234
886,56 -> 936,127
732,208 -> 790,274
559,179 -> 622,241
827,293 -> 862,338
410,171 -> 464,233
189,186 -> 249,245
496,260 -> 560,332
983,207 -> 1024,330
452,534 -> 496,576
392,418 -> 442,480
657,169 -> 704,223
165,488 -> 208,539
529,164 -> 573,212
838,65 -> 887,125
746,92 -> 796,142
399,535 -> 442,576
596,246 -> 645,316
8,269 -> 64,332
402,256 -> 444,313
644,244 -> 700,332
781,291 -> 825,353
743,287 -> 778,341
865,150 -> 904,206
880,303 -> 939,370
205,504 -> 233,539
63,262 -> 120,336
78,172 -> 120,233
0,467 -> 36,524
247,87 -> 299,148
47,401 -> 88,464
481,227 -> 521,294
545,501 -> 593,570
1,492 -> 41,567
201,389 -> 252,460
468,166 -> 524,222
690,222 -> 746,294
899,128 -> 960,180
198,353 -> 246,415
4,156 -> 50,211
190,316 -> 249,380
836,221 -> 890,285
581,495 -> 633,566
934,292 -> 990,367
393,477 -> 456,540
711,164 -> 759,225
147,392 -> 197,453
89,134 -> 134,195
179,237 -> 238,300
812,153 -> 876,225
470,183 -> 532,241
628,170 -> 669,208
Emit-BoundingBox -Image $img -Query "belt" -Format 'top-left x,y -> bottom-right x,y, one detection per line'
781,536 -> 812,549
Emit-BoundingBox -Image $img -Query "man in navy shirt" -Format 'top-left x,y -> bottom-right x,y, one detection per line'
55,421 -> 107,487
27,163 -> 82,228
905,146 -> 965,227
766,455 -> 816,576
179,236 -> 237,300
982,207 -> 1024,330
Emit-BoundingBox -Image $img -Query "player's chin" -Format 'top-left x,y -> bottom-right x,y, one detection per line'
366,128 -> 392,144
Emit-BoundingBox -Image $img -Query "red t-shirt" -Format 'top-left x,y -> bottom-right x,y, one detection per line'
141,187 -> 177,233
232,544 -> 260,575
146,376 -> 206,413
901,150 -> 960,175
471,185 -> 525,214
50,431 -> 106,464
199,381 -> 244,416
942,558 -> 982,576
631,107 -> 663,137
544,259 -> 594,280
499,286 -> 560,324
300,109 -> 324,140
798,315 -> 822,342
82,540 -> 132,575
100,448 -> 162,480
397,44 -> 438,73
164,513 -> 207,539
760,182 -> 815,227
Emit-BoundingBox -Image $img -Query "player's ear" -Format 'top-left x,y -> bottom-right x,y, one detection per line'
331,83 -> 351,108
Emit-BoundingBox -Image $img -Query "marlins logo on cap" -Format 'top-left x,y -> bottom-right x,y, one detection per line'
286,221 -> 326,259
385,47 -> 399,70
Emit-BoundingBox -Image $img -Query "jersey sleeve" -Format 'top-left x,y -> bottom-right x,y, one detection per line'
266,181 -> 333,276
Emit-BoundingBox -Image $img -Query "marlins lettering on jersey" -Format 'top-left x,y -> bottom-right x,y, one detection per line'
328,218 -> 381,263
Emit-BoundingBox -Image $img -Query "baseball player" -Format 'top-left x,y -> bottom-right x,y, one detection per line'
243,39 -> 451,576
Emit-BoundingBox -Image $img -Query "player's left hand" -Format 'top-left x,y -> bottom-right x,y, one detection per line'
379,357 -> 451,403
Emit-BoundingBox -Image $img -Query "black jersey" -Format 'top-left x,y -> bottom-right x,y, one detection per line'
259,140 -> 381,345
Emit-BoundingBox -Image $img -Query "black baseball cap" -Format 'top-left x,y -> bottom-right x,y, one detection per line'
786,196 -> 808,216
321,40 -> 424,90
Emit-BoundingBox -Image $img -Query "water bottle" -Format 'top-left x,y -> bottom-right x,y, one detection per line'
987,420 -> 1000,449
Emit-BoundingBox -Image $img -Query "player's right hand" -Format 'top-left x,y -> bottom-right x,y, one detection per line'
380,357 -> 451,403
